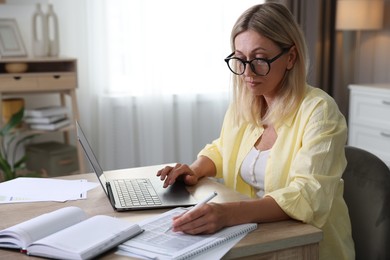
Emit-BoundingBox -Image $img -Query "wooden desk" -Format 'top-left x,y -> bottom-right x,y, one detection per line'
0,165 -> 323,259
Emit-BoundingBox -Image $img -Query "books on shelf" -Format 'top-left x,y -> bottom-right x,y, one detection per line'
118,207 -> 258,260
24,114 -> 67,124
25,106 -> 68,118
29,118 -> 71,131
24,106 -> 71,131
0,206 -> 143,260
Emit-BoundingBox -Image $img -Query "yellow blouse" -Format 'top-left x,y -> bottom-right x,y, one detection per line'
198,86 -> 355,259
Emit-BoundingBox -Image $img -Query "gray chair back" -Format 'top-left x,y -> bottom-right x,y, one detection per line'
343,146 -> 390,260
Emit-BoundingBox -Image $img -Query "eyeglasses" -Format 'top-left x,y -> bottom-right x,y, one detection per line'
224,48 -> 290,76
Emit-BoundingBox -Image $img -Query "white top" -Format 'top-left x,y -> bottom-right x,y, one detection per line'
240,147 -> 270,197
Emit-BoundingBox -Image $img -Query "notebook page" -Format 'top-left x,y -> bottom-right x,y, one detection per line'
1,207 -> 87,249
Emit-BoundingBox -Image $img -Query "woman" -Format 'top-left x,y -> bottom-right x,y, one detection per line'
157,3 -> 354,259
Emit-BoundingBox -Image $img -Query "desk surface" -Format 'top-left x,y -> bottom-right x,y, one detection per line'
0,165 -> 323,260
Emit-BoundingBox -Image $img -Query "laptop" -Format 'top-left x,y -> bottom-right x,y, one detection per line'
76,121 -> 197,211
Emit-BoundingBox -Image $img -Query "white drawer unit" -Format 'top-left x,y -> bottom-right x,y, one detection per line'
348,84 -> 390,167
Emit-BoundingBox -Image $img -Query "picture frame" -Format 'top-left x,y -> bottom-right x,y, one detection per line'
0,18 -> 27,58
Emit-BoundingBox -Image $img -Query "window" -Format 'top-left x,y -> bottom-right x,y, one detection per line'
104,0 -> 264,96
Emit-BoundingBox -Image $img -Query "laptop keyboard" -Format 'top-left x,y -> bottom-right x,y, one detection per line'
113,179 -> 162,207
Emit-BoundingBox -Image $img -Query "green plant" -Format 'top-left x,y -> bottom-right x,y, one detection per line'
0,107 -> 38,181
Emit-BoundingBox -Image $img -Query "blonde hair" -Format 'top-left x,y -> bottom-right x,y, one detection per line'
230,3 -> 308,127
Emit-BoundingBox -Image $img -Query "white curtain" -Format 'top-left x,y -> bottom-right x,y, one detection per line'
84,0 -> 262,170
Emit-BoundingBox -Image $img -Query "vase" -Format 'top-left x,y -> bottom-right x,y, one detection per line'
32,3 -> 49,57
46,4 -> 60,57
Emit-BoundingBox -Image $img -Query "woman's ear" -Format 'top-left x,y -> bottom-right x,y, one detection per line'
286,46 -> 297,70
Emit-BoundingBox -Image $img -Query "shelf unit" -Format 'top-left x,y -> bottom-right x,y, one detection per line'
0,57 -> 85,174
348,83 -> 390,167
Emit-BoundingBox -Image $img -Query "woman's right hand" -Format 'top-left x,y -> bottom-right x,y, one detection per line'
157,163 -> 199,188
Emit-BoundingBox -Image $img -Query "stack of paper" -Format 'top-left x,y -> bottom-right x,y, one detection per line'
0,178 -> 99,203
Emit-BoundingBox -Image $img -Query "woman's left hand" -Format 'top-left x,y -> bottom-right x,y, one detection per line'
171,202 -> 228,234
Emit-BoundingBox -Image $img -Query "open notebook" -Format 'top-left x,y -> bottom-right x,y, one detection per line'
118,207 -> 258,259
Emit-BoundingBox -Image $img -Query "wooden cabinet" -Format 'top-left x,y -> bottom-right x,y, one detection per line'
0,57 -> 85,174
348,83 -> 390,167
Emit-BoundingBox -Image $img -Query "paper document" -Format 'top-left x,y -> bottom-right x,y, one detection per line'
0,177 -> 99,203
116,233 -> 245,260
118,207 -> 257,260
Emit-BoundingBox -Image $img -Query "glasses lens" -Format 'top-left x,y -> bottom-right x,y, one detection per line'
251,59 -> 270,76
227,58 -> 245,75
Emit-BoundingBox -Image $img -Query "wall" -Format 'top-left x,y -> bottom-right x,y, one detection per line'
0,0 -> 87,66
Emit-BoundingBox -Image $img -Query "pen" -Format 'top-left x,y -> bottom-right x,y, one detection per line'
165,191 -> 218,233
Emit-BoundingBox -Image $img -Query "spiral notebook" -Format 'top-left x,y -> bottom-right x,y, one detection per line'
118,207 -> 257,259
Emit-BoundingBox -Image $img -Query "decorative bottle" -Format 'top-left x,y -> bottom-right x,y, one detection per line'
32,3 -> 49,57
46,4 -> 60,56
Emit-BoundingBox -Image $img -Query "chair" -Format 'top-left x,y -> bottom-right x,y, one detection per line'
343,146 -> 390,260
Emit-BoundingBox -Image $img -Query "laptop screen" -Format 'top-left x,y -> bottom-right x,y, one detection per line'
76,121 -> 108,193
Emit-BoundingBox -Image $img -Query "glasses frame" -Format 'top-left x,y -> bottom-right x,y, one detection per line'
224,47 -> 290,76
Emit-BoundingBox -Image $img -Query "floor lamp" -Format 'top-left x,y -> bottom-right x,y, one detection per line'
336,0 -> 384,84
